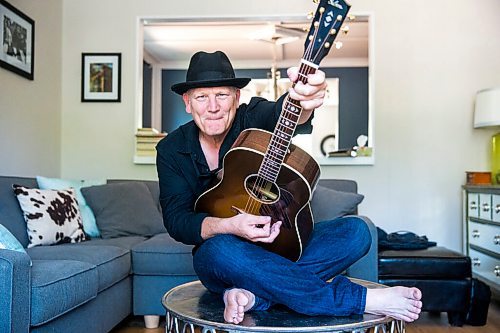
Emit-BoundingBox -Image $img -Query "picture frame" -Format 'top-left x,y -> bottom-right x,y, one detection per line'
81,53 -> 121,102
0,0 -> 35,80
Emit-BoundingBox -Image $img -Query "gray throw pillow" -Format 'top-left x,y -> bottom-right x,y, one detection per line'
311,185 -> 364,222
81,182 -> 166,238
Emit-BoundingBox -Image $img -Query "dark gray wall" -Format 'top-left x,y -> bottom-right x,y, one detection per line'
161,67 -> 368,149
142,61 -> 152,128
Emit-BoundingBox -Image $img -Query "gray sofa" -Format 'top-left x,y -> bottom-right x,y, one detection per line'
0,176 -> 377,332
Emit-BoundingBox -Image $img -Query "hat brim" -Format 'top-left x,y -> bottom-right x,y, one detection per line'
171,78 -> 251,95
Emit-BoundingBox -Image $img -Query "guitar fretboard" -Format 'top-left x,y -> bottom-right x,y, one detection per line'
258,62 -> 317,183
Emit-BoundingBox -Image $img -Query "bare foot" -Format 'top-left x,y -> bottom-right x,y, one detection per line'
223,288 -> 255,324
365,286 -> 422,322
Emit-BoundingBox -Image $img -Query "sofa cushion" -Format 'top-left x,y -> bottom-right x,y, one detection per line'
107,179 -> 161,212
0,176 -> 37,247
82,182 -> 166,239
78,235 -> 148,250
13,185 -> 87,248
27,244 -> 130,292
131,233 -> 195,275
36,176 -> 106,238
30,259 -> 98,326
311,185 -> 364,222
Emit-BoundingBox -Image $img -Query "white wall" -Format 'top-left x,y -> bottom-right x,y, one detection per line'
7,0 -> 495,252
0,0 -> 62,177
331,0 -> 500,252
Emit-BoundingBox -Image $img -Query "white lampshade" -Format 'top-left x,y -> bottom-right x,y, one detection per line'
474,87 -> 500,128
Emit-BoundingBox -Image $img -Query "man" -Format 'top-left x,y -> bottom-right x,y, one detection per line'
157,51 -> 422,324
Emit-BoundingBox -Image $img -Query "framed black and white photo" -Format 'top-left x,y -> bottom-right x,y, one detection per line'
0,0 -> 34,80
81,53 -> 121,102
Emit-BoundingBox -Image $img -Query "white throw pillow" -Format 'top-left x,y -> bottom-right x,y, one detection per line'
13,185 -> 87,248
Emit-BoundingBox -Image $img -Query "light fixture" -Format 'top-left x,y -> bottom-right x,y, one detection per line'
474,87 -> 500,128
474,87 -> 500,183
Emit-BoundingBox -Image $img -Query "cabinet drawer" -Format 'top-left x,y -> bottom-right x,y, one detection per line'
468,193 -> 479,218
479,194 -> 492,220
493,195 -> 500,223
469,221 -> 500,255
469,248 -> 500,284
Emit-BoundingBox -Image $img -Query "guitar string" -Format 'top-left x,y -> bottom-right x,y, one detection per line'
244,63 -> 315,220
243,8 -> 327,221
246,63 -> 315,216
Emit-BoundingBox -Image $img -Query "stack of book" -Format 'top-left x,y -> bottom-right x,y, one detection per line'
135,128 -> 166,157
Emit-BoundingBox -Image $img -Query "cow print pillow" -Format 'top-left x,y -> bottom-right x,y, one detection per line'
13,185 -> 87,248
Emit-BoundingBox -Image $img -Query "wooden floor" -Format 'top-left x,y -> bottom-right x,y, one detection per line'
112,298 -> 500,333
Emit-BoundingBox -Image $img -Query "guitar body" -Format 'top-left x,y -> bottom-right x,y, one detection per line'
195,129 -> 321,262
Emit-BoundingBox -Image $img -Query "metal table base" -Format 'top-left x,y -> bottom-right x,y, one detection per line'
163,279 -> 406,333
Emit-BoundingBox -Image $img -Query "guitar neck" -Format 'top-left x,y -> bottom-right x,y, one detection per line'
257,61 -> 318,183
257,0 -> 351,183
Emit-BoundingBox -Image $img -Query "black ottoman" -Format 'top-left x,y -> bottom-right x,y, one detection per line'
378,246 -> 472,326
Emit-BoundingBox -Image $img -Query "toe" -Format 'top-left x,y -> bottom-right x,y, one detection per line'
412,288 -> 422,300
236,293 -> 249,307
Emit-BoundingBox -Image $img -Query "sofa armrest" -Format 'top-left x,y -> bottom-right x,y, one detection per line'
345,215 -> 378,282
0,249 -> 31,333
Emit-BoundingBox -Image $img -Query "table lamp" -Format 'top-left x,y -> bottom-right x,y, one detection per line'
474,87 -> 500,184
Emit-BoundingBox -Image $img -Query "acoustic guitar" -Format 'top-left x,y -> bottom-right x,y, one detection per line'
195,0 -> 351,262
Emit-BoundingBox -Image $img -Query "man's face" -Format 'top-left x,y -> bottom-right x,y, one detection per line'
183,86 -> 240,138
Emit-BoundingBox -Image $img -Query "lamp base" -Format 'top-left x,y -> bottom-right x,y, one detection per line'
491,133 -> 500,184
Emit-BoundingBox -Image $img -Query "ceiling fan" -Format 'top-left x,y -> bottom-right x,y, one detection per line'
247,23 -> 307,45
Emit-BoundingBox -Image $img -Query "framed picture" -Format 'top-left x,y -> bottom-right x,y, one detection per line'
81,53 -> 121,102
0,0 -> 35,80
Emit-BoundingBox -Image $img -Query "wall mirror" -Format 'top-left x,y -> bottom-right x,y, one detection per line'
139,14 -> 373,165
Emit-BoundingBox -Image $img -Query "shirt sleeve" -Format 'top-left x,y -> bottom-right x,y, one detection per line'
156,140 -> 208,246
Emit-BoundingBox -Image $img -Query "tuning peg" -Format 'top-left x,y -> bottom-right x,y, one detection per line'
307,11 -> 314,19
335,41 -> 343,49
348,14 -> 356,21
341,26 -> 350,34
313,0 -> 319,3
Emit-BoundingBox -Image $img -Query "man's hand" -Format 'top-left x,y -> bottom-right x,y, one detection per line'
287,67 -> 327,124
230,213 -> 282,243
201,213 -> 281,243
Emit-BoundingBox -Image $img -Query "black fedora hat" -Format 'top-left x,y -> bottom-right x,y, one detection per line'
171,51 -> 251,95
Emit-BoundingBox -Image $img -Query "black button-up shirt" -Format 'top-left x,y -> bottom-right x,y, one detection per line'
156,95 -> 313,246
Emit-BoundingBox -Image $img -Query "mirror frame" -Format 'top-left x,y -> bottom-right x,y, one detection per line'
135,13 -> 374,165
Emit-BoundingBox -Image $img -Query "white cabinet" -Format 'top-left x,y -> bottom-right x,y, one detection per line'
464,186 -> 500,292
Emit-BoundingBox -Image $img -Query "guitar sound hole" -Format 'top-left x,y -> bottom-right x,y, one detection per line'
244,174 -> 280,204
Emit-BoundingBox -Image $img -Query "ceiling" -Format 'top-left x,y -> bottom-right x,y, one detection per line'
142,16 -> 369,68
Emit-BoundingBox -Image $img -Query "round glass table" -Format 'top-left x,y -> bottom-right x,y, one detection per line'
162,279 -> 405,333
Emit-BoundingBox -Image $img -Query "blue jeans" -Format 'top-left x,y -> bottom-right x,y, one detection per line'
193,216 -> 371,316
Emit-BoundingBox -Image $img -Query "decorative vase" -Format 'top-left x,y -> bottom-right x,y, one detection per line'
491,133 -> 500,184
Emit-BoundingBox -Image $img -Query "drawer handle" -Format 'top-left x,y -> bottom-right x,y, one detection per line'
472,258 -> 481,266
494,235 -> 500,245
495,266 -> 500,277
470,202 -> 478,210
482,203 -> 491,212
472,230 -> 480,238
496,205 -> 500,214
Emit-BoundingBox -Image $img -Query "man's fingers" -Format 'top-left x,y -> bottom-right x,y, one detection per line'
253,216 -> 271,226
252,221 -> 282,243
287,67 -> 299,82
307,70 -> 326,85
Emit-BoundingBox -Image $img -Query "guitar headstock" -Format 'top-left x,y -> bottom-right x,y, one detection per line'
303,0 -> 351,65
